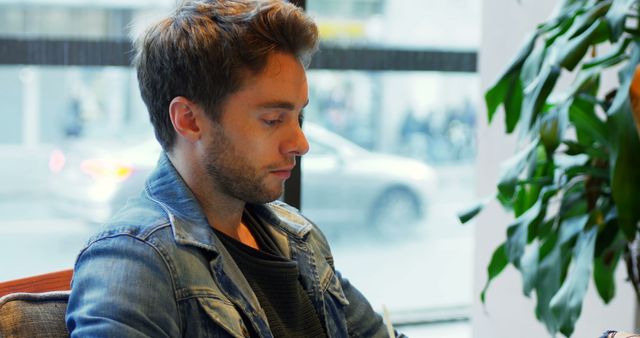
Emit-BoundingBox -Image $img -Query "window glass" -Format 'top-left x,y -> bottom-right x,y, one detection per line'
308,0 -> 480,49
302,70 -> 478,314
301,0 -> 479,322
0,65 -> 152,280
0,1 -> 171,281
0,0 -> 480,329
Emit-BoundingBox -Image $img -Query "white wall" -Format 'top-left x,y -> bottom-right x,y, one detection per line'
474,0 -> 638,337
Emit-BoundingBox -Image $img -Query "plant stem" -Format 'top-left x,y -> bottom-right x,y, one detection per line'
624,239 -> 640,304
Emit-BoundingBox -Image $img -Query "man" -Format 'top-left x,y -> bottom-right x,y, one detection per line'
65,0 -> 403,337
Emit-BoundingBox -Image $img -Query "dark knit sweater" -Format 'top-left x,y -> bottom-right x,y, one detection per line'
214,207 -> 328,338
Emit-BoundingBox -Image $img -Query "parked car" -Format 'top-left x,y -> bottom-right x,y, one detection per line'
49,123 -> 437,234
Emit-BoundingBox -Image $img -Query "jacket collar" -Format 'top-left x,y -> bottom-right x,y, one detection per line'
144,153 -> 312,252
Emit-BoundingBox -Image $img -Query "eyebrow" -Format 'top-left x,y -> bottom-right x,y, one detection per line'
258,99 -> 309,111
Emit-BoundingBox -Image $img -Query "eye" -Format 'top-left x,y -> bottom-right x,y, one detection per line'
298,111 -> 305,126
263,118 -> 283,126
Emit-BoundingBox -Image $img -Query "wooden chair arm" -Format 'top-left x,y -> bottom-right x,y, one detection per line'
0,270 -> 73,298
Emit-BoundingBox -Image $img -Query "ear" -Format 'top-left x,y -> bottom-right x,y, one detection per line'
169,96 -> 203,143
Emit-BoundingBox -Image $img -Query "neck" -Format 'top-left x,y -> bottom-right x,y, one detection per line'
167,150 -> 253,245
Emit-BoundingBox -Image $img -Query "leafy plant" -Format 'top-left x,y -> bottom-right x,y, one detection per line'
459,0 -> 640,336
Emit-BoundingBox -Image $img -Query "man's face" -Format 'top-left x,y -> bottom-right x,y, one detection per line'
201,52 -> 309,204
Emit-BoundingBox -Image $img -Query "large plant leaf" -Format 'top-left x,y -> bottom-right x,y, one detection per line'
457,195 -> 494,224
543,0 -> 587,31
605,0 -> 635,41
485,33 -> 538,132
549,226 -> 598,337
583,37 -> 631,69
559,215 -> 589,245
606,42 -> 640,241
521,64 -> 561,135
564,0 -> 612,39
481,243 -> 508,304
521,43 -> 548,91
521,146 -> 551,216
556,19 -> 610,71
559,182 -> 589,219
497,138 -> 540,206
521,240 -> 540,296
486,72 -> 525,133
571,94 -> 601,146
567,64 -> 601,96
594,233 -> 624,304
569,96 -> 608,146
541,102 -> 570,153
593,247 -> 621,303
532,215 -> 587,335
535,234 -> 563,334
564,165 -> 609,179
506,186 -> 558,267
533,215 -> 588,335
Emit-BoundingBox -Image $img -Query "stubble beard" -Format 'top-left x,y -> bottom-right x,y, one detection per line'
204,125 -> 284,204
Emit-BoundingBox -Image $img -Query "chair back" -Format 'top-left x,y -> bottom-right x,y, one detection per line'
0,270 -> 73,338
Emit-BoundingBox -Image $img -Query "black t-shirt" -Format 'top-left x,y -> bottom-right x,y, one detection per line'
214,206 -> 328,338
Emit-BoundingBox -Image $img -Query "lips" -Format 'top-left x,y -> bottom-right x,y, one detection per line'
271,169 -> 292,179
270,164 -> 295,180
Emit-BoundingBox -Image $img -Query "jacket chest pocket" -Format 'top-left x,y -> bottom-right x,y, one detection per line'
181,296 -> 252,338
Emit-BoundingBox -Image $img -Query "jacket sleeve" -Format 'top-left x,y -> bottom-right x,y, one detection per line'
337,270 -> 407,338
65,235 -> 181,337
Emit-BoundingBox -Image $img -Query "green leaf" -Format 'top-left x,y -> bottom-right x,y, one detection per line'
506,186 -> 559,266
554,153 -> 589,170
543,16 -> 575,47
523,146 -> 549,209
540,103 -> 569,153
562,140 -> 608,159
457,195 -> 493,224
550,226 -> 598,337
567,66 -> 600,97
506,219 -> 529,267
564,1 -> 612,39
485,33 -> 538,131
559,186 -> 589,219
544,0 -> 585,31
583,37 -> 631,69
595,214 -> 620,257
606,42 -> 640,241
521,64 -> 562,135
605,0 -> 635,42
497,138 -> 541,202
593,235 -> 624,304
564,165 -> 609,180
558,215 -> 589,245
513,184 -> 529,217
569,100 -> 608,145
505,75 -> 525,133
485,72 -> 525,133
535,234 -> 564,334
521,42 -> 547,91
481,243 -> 508,304
520,241 -> 540,297
556,19 -> 609,71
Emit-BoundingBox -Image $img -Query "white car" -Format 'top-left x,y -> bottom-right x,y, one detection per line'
49,123 -> 437,234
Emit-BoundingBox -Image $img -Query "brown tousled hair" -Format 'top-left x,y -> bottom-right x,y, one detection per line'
134,0 -> 319,150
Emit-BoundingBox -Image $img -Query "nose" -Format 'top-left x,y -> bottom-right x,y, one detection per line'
282,122 -> 309,157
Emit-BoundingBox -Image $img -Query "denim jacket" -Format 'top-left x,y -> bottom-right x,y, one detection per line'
66,153 -> 402,338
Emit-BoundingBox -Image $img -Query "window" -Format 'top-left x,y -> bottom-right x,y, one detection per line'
0,0 -> 479,333
301,0 -> 479,330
